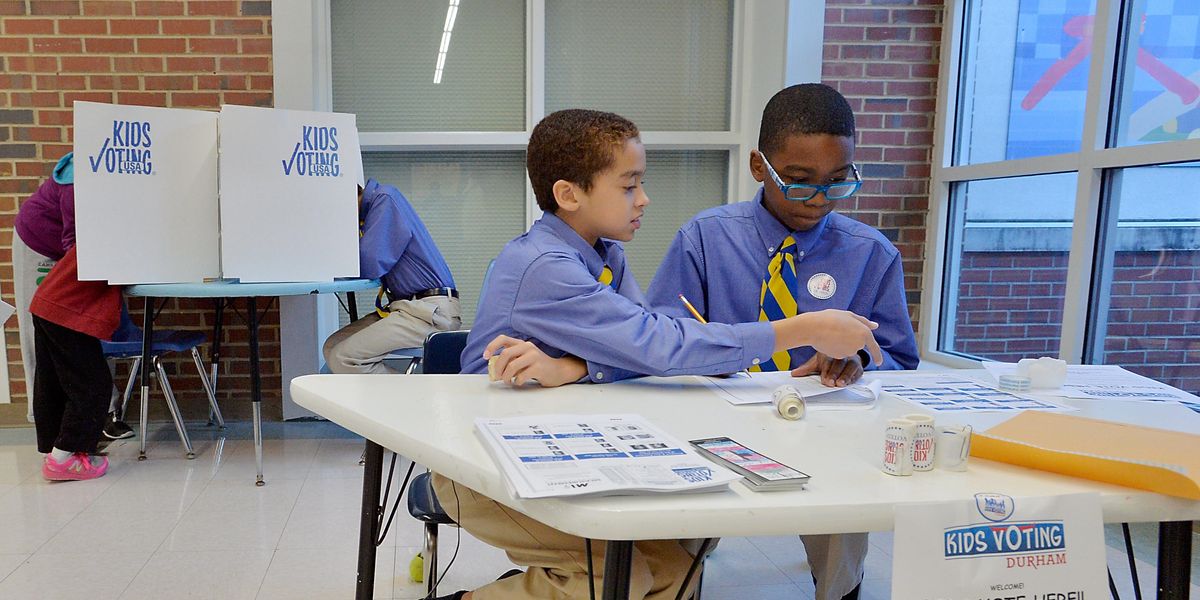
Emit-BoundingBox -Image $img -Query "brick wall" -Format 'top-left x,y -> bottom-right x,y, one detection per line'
0,0 -> 276,423
952,250 -> 1200,395
820,0 -> 942,336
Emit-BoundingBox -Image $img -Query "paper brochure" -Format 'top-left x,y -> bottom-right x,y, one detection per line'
700,372 -> 880,409
971,411 -> 1200,500
475,414 -> 741,499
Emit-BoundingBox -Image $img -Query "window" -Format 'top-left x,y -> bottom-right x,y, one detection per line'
927,0 -> 1200,395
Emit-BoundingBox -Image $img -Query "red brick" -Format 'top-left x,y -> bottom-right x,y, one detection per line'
82,1 -> 134,16
197,74 -> 245,89
188,37 -> 237,53
161,18 -> 210,35
60,56 -> 111,72
914,26 -> 940,42
825,26 -> 865,42
32,37 -> 84,53
841,44 -> 886,60
188,1 -> 238,16
109,18 -> 159,34
866,27 -> 911,41
887,80 -> 932,95
221,90 -> 271,106
37,109 -> 73,125
240,37 -> 270,53
63,91 -> 115,104
34,75 -> 86,90
894,8 -> 938,23
135,1 -> 185,15
145,74 -> 196,90
213,18 -> 262,35
0,1 -> 29,15
11,126 -> 63,142
84,37 -> 135,52
29,1 -> 80,15
0,37 -> 30,52
116,91 -> 166,106
866,63 -> 909,78
218,56 -> 268,73
248,75 -> 271,90
843,8 -> 889,23
823,63 -> 863,78
166,56 -> 215,71
170,91 -> 220,107
889,45 -> 932,60
57,18 -> 108,34
0,74 -> 33,89
5,18 -> 55,33
137,37 -> 186,52
113,56 -> 164,72
7,56 -> 61,72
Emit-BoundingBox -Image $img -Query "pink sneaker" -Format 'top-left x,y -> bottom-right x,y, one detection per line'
43,453 -> 108,481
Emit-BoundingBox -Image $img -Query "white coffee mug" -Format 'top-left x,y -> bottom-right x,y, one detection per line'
934,424 -> 972,472
882,418 -> 915,476
904,414 -> 936,471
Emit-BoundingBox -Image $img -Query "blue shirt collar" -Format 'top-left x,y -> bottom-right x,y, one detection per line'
751,187 -> 830,258
537,212 -> 610,278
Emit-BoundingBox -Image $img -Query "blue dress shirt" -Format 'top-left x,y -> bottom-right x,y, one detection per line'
460,212 -> 776,382
359,179 -> 455,297
646,189 -> 919,371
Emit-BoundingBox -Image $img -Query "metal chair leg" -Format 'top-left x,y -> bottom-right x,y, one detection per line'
405,356 -> 423,375
154,356 -> 195,459
424,522 -> 439,598
191,347 -> 225,428
117,356 -> 141,421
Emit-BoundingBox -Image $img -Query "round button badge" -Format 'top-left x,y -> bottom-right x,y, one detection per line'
807,273 -> 836,300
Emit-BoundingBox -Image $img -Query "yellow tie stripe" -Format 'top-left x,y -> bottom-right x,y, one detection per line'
598,265 -> 615,289
749,236 -> 798,372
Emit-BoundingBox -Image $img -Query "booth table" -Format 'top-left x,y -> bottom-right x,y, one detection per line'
290,372 -> 1200,600
128,278 -> 379,485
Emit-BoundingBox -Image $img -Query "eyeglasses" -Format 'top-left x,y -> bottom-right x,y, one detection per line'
760,153 -> 862,203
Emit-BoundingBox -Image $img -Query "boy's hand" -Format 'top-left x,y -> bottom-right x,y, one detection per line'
483,335 -> 588,388
801,309 -> 883,366
791,352 -> 863,388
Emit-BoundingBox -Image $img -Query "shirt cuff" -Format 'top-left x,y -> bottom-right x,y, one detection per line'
585,360 -> 613,383
733,321 -> 776,369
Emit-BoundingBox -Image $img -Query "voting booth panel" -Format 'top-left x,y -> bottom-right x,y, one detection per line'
217,105 -> 360,283
74,101 -> 221,284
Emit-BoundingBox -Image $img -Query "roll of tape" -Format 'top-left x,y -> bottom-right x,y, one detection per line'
487,355 -> 498,381
772,385 -> 806,420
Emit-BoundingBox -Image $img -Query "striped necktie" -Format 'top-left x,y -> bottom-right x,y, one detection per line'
749,235 -> 798,372
598,265 -> 616,289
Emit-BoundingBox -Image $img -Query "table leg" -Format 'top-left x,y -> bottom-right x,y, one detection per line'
208,298 -> 225,422
1156,521 -> 1193,599
356,440 -> 384,600
138,297 -> 156,461
347,291 -> 359,322
602,540 -> 634,600
249,296 -> 264,486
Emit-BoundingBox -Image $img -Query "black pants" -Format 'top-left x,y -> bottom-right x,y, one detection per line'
32,316 -> 112,454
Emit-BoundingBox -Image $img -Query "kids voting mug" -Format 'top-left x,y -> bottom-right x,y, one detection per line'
934,424 -> 972,472
904,414 -> 935,471
882,418 -> 915,476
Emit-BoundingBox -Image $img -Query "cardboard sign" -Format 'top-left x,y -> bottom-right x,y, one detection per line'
74,101 -> 220,283
892,493 -> 1106,600
217,105 -> 360,282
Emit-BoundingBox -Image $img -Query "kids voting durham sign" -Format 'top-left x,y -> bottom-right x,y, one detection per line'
891,493 -> 1106,600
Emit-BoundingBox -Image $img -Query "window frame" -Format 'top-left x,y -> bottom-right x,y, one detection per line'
922,0 -> 1200,368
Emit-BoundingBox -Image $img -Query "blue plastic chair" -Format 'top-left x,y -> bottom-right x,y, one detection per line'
103,307 -> 224,459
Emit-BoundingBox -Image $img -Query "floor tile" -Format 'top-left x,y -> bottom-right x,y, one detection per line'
39,510 -> 181,557
163,509 -> 291,552
0,553 -> 30,584
0,551 -> 148,600
702,582 -> 812,600
256,546 -> 395,600
189,478 -> 303,513
84,478 -> 207,515
119,549 -> 274,600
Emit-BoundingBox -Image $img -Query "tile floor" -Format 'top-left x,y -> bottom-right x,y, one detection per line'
0,421 -> 1195,599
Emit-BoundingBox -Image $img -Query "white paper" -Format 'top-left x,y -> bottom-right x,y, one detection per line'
983,362 -> 1198,403
74,101 -> 220,283
699,372 -> 880,409
892,493 -> 1107,600
0,300 -> 14,325
475,414 -> 741,499
217,105 -> 360,282
871,373 -> 1074,413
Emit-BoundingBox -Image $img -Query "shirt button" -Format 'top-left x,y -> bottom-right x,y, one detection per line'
798,251 -> 805,257
768,247 -> 775,253
595,372 -> 604,381
751,358 -> 761,365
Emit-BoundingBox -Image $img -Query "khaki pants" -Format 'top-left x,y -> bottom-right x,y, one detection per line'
802,533 -> 868,600
431,473 -> 701,600
323,295 -> 461,374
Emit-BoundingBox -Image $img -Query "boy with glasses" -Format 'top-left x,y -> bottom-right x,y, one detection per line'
646,83 -> 919,600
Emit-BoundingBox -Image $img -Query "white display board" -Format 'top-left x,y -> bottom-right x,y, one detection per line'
217,105 -> 360,282
74,101 -> 220,283
892,493 -> 1107,600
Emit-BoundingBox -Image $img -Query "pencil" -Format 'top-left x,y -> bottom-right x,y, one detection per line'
678,294 -> 707,324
